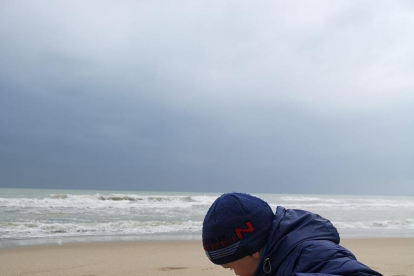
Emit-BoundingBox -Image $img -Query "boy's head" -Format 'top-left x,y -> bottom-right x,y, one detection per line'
202,193 -> 274,271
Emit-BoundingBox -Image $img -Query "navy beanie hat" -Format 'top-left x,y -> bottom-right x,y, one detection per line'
202,193 -> 274,265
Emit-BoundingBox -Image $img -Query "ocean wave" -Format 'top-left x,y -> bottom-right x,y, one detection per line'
280,196 -> 323,201
332,219 -> 414,230
275,196 -> 414,208
97,195 -> 142,201
270,200 -> 414,210
1,191 -> 413,242
0,193 -> 216,212
50,194 -> 68,199
96,194 -> 216,205
0,220 -> 202,239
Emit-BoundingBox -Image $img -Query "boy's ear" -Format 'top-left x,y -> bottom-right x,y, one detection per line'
251,252 -> 260,260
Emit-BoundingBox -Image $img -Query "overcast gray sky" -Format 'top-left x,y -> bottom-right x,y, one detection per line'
1,1 -> 413,195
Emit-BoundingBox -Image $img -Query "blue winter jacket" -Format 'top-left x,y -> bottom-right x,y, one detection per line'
254,206 -> 382,276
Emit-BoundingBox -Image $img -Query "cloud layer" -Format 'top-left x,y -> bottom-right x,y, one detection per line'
1,1 -> 413,195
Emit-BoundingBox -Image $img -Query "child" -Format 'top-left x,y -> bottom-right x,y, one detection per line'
202,193 -> 382,276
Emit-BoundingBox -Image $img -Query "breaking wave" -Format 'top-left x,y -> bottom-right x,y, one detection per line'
1,189 -> 413,247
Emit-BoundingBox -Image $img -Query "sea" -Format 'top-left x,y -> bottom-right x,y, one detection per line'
0,188 -> 413,249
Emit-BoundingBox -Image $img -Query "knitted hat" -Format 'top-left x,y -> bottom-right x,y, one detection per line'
202,193 -> 274,265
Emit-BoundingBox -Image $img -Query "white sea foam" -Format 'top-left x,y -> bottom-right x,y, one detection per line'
332,218 -> 414,229
0,220 -> 202,239
280,196 -> 323,201
273,197 -> 414,210
0,193 -> 214,213
1,189 -> 413,248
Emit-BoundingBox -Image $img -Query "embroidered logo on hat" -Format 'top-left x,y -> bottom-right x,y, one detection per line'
203,221 -> 255,261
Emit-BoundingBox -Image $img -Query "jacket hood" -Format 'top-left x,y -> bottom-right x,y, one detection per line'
257,206 -> 340,275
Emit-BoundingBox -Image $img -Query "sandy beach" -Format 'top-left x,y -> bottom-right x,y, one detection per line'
0,238 -> 412,276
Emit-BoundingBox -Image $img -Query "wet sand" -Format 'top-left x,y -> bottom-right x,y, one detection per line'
0,238 -> 412,276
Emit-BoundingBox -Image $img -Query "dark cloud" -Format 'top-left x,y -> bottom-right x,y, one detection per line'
1,1 -> 413,195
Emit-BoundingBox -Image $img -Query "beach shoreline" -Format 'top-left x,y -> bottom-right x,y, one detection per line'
0,238 -> 412,276
2,189 -> 413,245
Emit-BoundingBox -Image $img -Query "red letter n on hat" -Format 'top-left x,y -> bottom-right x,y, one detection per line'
234,221 -> 254,239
